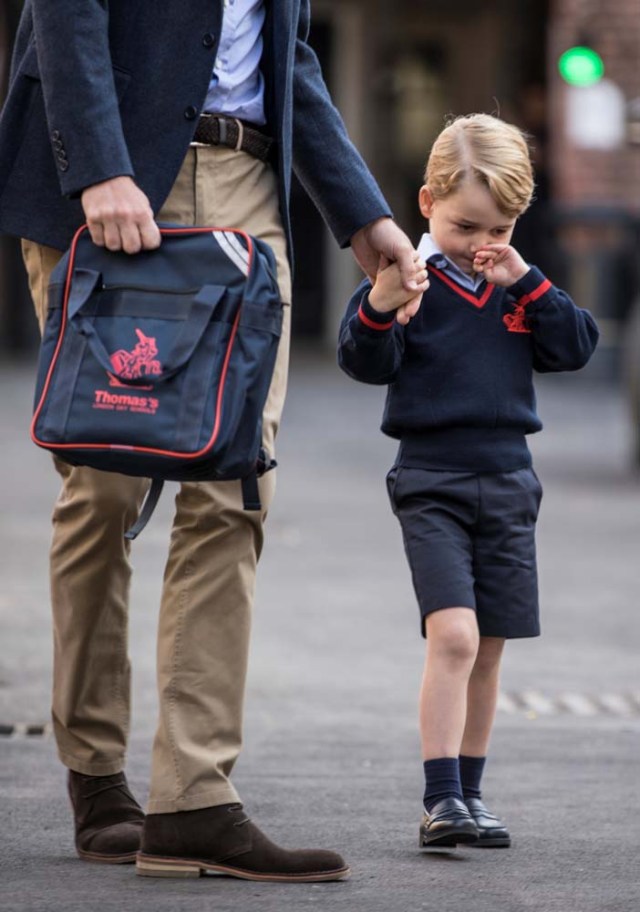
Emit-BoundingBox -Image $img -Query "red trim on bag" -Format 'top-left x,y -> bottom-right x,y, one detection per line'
30,224 -> 83,447
31,224 -> 253,462
357,304 -> 395,331
428,264 -> 495,309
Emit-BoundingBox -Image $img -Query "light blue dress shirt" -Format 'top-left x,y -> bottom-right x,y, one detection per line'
203,0 -> 266,125
417,233 -> 486,293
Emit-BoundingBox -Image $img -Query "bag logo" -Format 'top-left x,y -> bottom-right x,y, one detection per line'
91,329 -> 162,415
93,389 -> 160,415
108,328 -> 162,387
503,302 -> 531,334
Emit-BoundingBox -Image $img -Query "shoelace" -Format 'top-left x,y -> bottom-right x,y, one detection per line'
227,804 -> 251,828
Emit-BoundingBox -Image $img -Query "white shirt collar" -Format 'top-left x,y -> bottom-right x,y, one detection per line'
417,233 -> 485,293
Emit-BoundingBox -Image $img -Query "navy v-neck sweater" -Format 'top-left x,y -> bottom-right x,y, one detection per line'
338,265 -> 599,472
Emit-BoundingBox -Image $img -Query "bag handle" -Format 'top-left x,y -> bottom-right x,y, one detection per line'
66,269 -> 227,384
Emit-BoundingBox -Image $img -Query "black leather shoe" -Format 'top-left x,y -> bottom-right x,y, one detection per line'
419,797 -> 479,848
68,771 -> 144,863
465,798 -> 511,847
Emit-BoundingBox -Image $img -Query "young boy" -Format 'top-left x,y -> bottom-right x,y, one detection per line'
338,114 -> 599,850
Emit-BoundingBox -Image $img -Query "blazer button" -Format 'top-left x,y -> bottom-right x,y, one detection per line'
202,33 -> 216,47
53,139 -> 63,150
184,105 -> 199,120
51,129 -> 61,141
59,161 -> 69,172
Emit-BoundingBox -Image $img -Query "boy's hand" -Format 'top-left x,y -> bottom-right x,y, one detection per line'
351,217 -> 424,293
473,244 -> 529,287
369,253 -> 428,323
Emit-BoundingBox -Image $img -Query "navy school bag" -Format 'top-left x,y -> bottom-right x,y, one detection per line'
31,224 -> 283,538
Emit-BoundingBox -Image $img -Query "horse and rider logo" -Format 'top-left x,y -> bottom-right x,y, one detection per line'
108,328 -> 162,387
503,301 -> 531,334
91,328 -> 162,415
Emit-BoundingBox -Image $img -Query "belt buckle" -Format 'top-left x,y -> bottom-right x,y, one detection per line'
232,118 -> 244,152
218,116 -> 244,152
193,113 -> 252,155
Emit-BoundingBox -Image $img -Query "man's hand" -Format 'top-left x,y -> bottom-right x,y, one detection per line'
473,244 -> 529,287
351,217 -> 428,325
369,255 -> 426,316
81,176 -> 161,254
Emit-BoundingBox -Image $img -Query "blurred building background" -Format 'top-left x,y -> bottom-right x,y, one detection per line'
1,0 -> 640,373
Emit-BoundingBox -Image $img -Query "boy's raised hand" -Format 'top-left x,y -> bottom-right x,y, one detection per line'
369,253 -> 428,324
473,244 -> 529,287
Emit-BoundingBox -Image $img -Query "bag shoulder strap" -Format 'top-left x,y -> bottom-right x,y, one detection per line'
124,453 -> 278,539
124,478 -> 164,540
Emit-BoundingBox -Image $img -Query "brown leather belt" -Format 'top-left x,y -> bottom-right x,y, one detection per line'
193,114 -> 274,162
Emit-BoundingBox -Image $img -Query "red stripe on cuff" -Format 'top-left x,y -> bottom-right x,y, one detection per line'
357,305 -> 395,331
518,278 -> 552,307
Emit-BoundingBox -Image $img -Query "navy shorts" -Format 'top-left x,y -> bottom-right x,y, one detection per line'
386,466 -> 543,639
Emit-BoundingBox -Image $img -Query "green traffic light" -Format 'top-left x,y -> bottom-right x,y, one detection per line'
558,46 -> 604,86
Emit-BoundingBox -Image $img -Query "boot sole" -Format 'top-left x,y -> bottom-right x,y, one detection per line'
77,848 -> 138,864
136,854 -> 351,882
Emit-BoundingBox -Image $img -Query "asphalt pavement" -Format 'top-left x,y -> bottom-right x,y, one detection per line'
1,350 -> 639,912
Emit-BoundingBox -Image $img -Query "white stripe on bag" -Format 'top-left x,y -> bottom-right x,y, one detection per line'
212,231 -> 249,276
223,231 -> 250,268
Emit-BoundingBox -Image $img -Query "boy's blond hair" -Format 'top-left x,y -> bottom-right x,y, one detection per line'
424,114 -> 534,218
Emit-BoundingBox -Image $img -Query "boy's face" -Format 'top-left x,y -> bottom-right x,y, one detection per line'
419,179 -> 518,276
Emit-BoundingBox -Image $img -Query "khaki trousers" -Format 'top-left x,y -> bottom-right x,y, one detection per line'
21,146 -> 292,813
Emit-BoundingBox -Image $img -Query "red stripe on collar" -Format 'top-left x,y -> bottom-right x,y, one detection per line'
428,264 -> 495,309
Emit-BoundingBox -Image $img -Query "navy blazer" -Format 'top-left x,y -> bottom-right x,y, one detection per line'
0,0 -> 389,253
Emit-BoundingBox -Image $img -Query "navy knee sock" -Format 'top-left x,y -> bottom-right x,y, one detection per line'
423,758 -> 463,812
459,754 -> 486,800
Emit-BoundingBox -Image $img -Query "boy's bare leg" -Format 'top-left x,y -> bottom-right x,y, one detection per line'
459,636 -> 511,847
420,607 -> 479,759
460,636 -> 505,757
418,607 -> 481,847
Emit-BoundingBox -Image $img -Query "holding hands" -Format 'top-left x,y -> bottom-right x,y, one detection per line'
368,252 -> 429,323
351,218 -> 428,325
472,244 -> 529,287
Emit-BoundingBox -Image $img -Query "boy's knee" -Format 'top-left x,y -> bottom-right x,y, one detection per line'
429,609 -> 479,666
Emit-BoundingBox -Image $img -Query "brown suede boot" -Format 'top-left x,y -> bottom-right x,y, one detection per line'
136,803 -> 350,882
68,770 -> 145,863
